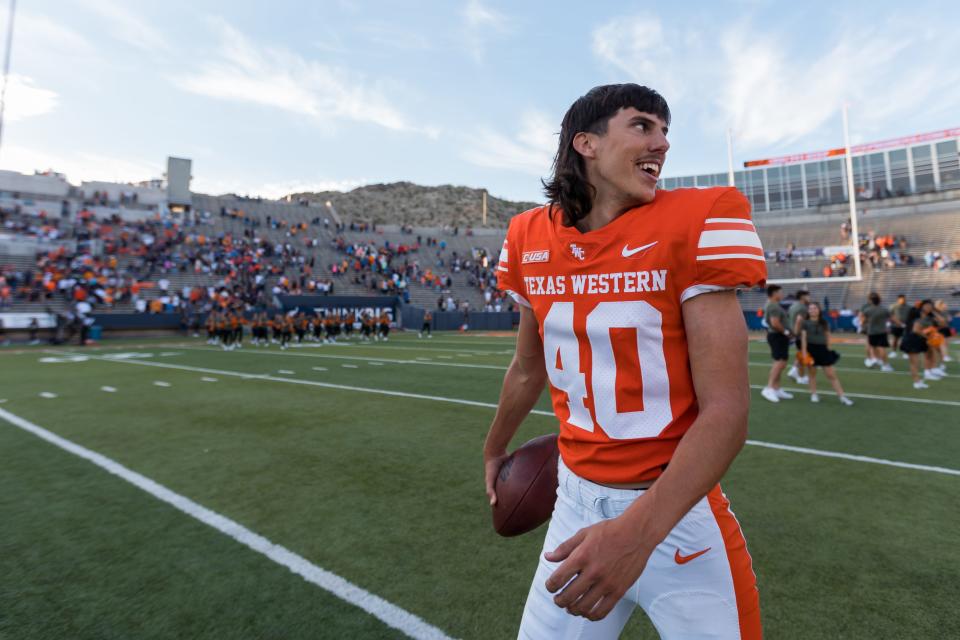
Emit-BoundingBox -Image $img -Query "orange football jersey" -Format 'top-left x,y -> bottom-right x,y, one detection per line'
497,187 -> 766,484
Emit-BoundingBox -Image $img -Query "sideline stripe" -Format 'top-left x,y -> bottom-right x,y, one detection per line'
70,354 -> 960,476
0,407 -> 455,640
745,440 -> 960,476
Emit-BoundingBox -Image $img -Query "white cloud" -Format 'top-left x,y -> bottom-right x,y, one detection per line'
591,17 -> 681,99
591,14 -> 960,152
16,13 -> 97,57
462,110 -> 557,176
171,19 -> 432,135
2,145 -> 160,185
77,0 -> 170,53
1,75 -> 59,122
462,0 -> 511,63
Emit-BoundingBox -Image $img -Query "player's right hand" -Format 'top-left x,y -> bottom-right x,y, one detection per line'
484,450 -> 510,506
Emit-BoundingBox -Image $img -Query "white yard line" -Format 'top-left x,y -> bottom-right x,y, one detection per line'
183,347 -> 508,371
201,377 -> 218,382
758,385 -> 960,407
39,392 -> 57,399
153,381 -> 172,388
0,407 -> 455,640
746,360 -> 921,377
745,440 -> 960,476
71,354 -> 960,476
291,342 -> 514,355
101,386 -> 117,393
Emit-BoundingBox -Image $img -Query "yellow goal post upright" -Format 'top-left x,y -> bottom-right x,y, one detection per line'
727,105 -> 864,287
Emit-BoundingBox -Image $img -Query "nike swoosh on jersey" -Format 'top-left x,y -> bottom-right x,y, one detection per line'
621,241 -> 658,257
674,547 -> 711,565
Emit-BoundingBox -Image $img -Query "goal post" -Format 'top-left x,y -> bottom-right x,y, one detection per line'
761,104 -> 863,287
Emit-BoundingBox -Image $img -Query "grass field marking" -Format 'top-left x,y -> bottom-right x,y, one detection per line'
746,360 -> 920,378
369,362 -> 385,366
342,364 -> 359,369
39,392 -> 57,399
744,440 -> 960,476
182,347 -> 510,371
73,354 -> 960,477
0,406 -> 457,640
188,347 -> 960,398
111,348 -> 960,407
101,386 -> 117,393
201,377 -> 218,382
277,370 -> 296,374
760,384 -> 960,407
312,367 -> 328,372
65,352 -> 538,414
291,342 -> 510,355
153,381 -> 172,388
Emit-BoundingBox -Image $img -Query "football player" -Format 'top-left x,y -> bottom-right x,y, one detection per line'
484,84 -> 764,639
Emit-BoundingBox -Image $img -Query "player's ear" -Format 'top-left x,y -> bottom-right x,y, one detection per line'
572,132 -> 597,159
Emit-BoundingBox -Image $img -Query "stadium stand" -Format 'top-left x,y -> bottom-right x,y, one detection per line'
2,155 -> 958,338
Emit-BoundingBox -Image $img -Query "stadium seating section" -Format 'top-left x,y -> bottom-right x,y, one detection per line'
3,190 -> 959,319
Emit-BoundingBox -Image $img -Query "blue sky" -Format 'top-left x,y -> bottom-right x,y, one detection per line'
3,0 -> 959,202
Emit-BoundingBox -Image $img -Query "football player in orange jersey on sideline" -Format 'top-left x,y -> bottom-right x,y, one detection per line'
483,84 -> 765,639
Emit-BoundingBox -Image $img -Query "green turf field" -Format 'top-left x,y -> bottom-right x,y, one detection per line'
1,332 -> 958,639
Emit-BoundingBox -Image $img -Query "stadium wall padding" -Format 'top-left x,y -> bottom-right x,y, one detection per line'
277,295 -> 401,322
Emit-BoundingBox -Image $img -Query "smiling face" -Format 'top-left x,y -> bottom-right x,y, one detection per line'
575,107 -> 670,208
808,303 -> 821,321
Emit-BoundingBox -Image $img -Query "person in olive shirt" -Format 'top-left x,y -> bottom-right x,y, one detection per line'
786,290 -> 811,384
762,284 -> 794,403
800,302 -> 854,405
888,294 -> 909,357
859,292 -> 894,372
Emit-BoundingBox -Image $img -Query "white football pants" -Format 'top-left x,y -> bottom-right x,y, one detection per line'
518,459 -> 761,639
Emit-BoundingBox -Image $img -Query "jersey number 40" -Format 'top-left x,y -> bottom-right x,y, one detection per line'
543,301 -> 673,440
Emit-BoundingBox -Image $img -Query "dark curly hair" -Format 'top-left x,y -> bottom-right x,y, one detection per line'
542,84 -> 671,227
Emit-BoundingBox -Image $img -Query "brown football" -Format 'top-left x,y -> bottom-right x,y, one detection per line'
492,433 -> 560,537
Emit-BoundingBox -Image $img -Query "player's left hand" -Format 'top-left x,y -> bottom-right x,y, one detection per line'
543,516 -> 656,621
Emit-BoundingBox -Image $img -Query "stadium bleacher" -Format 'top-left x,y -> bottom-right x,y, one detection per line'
2,176 -> 959,332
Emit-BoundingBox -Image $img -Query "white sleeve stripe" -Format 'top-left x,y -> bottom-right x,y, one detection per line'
506,290 -> 531,308
696,253 -> 766,261
698,229 -> 762,249
704,217 -> 755,227
680,284 -> 733,304
496,265 -> 509,272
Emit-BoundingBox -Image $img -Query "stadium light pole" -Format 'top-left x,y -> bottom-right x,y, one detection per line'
0,0 -> 16,159
726,127 -> 735,187
842,103 -> 863,280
